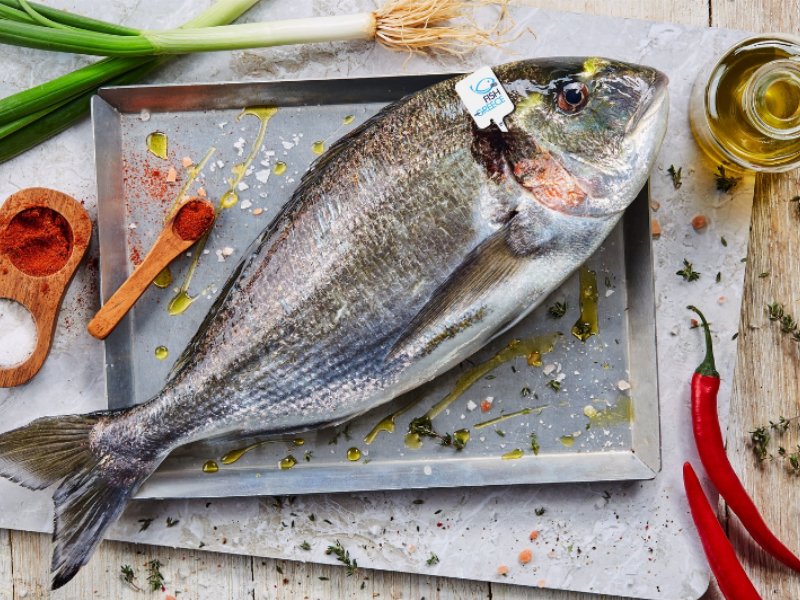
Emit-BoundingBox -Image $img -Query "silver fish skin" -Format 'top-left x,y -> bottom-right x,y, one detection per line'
0,57 -> 668,589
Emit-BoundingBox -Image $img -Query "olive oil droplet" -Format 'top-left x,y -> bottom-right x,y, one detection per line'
273,161 -> 287,175
501,448 -> 524,460
343,115 -> 355,125
154,345 -> 169,360
453,429 -> 470,448
404,432 -> 423,449
220,189 -> 238,209
571,267 -> 599,341
153,266 -> 173,289
279,455 -> 297,470
168,290 -> 195,315
146,131 -> 168,159
311,140 -> 325,155
202,460 -> 219,473
346,447 -> 362,461
560,435 -> 575,447
292,438 -> 305,446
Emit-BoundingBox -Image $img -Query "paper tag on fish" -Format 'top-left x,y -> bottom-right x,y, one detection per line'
455,66 -> 514,132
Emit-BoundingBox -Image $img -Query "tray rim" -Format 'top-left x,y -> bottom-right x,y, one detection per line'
91,74 -> 661,500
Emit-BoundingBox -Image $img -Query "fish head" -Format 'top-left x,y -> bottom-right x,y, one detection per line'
502,57 -> 669,217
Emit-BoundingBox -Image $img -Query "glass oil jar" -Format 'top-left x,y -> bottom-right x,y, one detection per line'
690,35 -> 800,173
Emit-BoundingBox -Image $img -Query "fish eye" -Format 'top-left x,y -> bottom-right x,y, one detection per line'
557,82 -> 589,114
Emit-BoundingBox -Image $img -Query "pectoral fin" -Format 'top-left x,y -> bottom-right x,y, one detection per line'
387,212 -> 552,361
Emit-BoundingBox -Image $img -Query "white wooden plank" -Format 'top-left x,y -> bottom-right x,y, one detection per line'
492,583 -> 634,600
0,529 -> 13,600
252,557 -> 489,600
10,530 -> 255,600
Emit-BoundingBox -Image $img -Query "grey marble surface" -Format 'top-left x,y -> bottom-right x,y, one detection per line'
0,2 -> 752,599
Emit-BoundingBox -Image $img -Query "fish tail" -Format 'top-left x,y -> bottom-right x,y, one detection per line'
0,411 -> 150,590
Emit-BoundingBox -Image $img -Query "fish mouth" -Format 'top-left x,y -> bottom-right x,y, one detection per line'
625,70 -> 669,135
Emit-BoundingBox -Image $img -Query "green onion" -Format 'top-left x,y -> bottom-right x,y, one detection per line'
0,0 -> 260,162
0,0 -> 498,163
0,0 -> 494,57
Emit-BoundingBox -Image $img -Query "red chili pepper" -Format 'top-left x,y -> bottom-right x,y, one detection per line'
683,462 -> 762,600
688,305 -> 800,572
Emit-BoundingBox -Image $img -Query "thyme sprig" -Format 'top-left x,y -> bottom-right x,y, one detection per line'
766,302 -> 800,342
326,540 -> 358,575
749,415 -> 800,473
120,564 -> 141,591
146,559 -> 165,592
407,416 -> 468,451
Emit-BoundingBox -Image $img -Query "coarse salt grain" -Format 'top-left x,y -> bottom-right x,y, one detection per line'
543,364 -> 556,375
238,182 -> 249,191
138,109 -> 150,122
617,379 -> 631,391
240,200 -> 252,210
222,247 -> 234,257
256,170 -> 270,183
466,400 -> 477,411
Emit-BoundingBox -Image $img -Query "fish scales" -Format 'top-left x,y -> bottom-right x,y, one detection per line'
0,58 -> 669,589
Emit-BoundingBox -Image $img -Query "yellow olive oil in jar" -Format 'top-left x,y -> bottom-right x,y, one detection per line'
690,35 -> 800,172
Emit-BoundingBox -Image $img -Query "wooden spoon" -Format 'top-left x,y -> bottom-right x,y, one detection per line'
0,188 -> 92,388
87,197 -> 215,340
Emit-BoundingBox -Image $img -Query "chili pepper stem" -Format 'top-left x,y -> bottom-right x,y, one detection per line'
687,305 -> 719,377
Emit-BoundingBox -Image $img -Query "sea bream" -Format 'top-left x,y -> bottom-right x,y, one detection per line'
0,57 -> 668,588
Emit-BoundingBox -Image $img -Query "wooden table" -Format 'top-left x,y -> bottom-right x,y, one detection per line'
3,0 -> 799,598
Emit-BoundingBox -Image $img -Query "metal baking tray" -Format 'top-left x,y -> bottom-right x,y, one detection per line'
92,75 -> 660,500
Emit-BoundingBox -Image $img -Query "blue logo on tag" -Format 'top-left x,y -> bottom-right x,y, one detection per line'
470,77 -> 497,95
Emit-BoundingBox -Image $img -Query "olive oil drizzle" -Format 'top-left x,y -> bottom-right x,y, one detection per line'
364,396 -> 424,445
424,333 -> 559,421
219,437 -> 305,465
473,405 -> 548,429
168,108 -> 278,316
585,397 -> 633,427
571,267 -> 599,341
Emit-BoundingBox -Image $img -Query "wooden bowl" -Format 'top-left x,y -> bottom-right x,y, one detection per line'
0,187 -> 92,387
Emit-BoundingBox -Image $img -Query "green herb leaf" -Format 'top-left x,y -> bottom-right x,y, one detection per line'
715,272 -> 721,283
714,165 -> 740,193
667,164 -> 682,189
426,553 -> 440,566
535,507 -> 546,516
676,259 -> 700,282
138,517 -> 153,532
547,379 -> 561,392
165,517 -> 179,528
547,301 -> 567,319
299,541 -> 311,551
530,432 -> 540,456
721,236 -> 728,247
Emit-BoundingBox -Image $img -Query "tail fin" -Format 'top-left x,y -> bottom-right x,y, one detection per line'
0,413 -> 149,590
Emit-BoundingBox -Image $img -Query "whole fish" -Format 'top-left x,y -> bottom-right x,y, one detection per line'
0,57 -> 667,588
